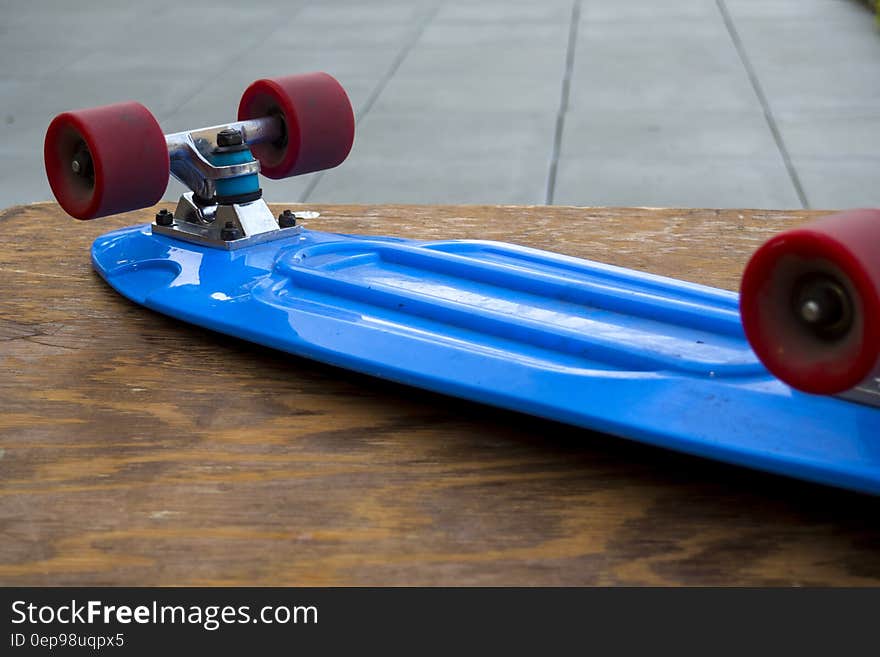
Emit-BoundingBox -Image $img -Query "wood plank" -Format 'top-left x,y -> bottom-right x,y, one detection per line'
2,202 -> 879,586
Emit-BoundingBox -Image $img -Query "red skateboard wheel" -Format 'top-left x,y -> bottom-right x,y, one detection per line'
237,72 -> 355,179
740,209 -> 880,395
45,102 -> 169,220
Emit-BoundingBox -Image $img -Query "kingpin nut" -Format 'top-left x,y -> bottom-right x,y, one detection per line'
216,128 -> 244,147
155,209 -> 174,226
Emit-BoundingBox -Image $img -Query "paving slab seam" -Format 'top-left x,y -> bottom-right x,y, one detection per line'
546,0 -> 582,205
716,0 -> 809,209
300,0 -> 445,203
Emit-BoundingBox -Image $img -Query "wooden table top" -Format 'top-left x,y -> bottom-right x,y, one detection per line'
2,201 -> 879,586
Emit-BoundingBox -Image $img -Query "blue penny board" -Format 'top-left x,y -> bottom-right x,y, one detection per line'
92,224 -> 880,494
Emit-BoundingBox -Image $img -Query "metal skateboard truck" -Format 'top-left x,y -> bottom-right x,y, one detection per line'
44,73 -> 880,494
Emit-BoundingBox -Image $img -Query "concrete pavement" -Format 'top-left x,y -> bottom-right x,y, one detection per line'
1,0 -> 877,210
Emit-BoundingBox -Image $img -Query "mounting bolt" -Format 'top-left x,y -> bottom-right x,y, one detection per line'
278,209 -> 297,228
220,221 -> 242,241
155,209 -> 174,226
216,128 -> 244,147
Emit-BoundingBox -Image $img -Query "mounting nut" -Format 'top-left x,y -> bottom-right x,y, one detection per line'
155,209 -> 174,226
220,221 -> 242,241
278,209 -> 297,228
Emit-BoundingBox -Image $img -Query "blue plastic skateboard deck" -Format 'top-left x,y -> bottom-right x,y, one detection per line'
92,223 -> 880,495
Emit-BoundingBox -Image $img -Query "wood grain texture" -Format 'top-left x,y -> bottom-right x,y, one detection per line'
2,201 -> 880,586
